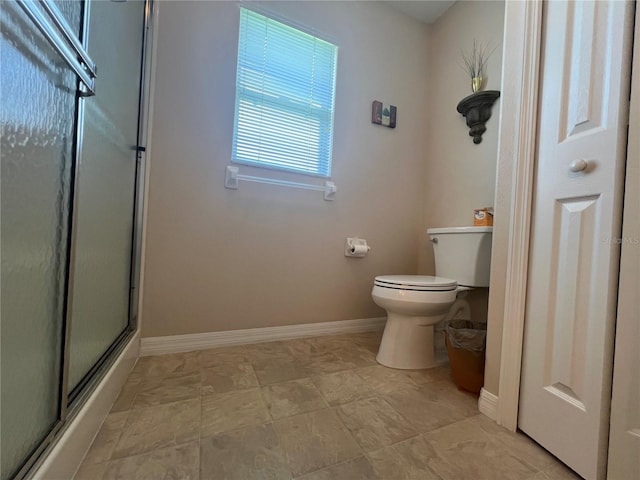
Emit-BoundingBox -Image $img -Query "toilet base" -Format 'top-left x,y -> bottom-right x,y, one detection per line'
376,313 -> 443,369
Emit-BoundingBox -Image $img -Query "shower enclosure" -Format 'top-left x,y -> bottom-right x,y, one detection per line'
0,1 -> 151,478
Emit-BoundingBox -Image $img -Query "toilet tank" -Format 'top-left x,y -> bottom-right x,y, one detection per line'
427,227 -> 493,287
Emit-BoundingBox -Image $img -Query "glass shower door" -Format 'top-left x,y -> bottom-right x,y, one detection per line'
0,1 -> 82,478
1,0 -> 148,477
66,0 -> 146,393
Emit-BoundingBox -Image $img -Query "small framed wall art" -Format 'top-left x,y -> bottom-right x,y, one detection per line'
372,101 -> 397,128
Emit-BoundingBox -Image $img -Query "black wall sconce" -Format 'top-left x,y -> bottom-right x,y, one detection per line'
457,90 -> 500,144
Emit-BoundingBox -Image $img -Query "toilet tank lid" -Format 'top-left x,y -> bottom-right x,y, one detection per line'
427,226 -> 493,234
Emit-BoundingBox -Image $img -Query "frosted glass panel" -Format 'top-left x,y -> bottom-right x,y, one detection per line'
52,0 -> 82,34
0,1 -> 80,478
67,0 -> 145,391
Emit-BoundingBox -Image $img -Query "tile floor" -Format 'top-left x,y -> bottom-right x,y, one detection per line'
74,331 -> 581,480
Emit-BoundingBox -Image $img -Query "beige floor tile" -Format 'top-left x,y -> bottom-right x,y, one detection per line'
103,441 -> 199,480
354,365 -> 423,394
336,396 -> 418,451
306,337 -> 378,367
110,376 -> 142,413
427,380 -> 479,415
200,423 -> 290,480
304,351 -> 357,375
540,461 -> 582,479
132,373 -> 201,409
297,456 -> 380,480
250,338 -> 372,380
130,351 -> 200,380
304,351 -> 376,376
244,340 -> 312,364
304,334 -> 356,351
382,382 -> 477,433
252,357 -> 313,385
526,473 -> 552,480
306,333 -> 380,354
332,345 -> 378,367
424,417 -> 537,480
469,414 -> 557,471
402,366 -> 453,386
200,345 -> 249,367
74,461 -> 106,480
349,331 -> 383,352
83,412 -> 130,465
273,408 -> 362,477
201,388 -> 270,437
311,370 -> 375,406
79,333 -> 569,480
367,435 -> 443,480
262,378 -> 327,419
201,362 -> 258,395
112,398 -> 200,459
281,338 -> 319,358
242,341 -> 288,361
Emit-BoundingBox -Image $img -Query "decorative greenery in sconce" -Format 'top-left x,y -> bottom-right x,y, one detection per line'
457,40 -> 500,144
460,40 -> 496,93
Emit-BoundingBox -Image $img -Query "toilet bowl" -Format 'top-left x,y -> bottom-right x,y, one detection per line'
372,226 -> 493,370
372,275 -> 459,369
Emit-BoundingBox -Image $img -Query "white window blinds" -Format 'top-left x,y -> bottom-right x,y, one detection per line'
232,8 -> 338,178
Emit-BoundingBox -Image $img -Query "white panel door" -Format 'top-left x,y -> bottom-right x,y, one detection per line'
518,1 -> 633,479
607,4 -> 640,478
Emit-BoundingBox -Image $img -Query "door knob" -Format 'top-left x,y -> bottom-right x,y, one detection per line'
569,159 -> 588,172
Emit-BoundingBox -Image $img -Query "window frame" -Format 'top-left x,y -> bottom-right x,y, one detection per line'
231,7 -> 339,179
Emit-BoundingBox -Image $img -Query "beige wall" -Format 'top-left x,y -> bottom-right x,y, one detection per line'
141,1 -> 432,337
418,1 -> 505,321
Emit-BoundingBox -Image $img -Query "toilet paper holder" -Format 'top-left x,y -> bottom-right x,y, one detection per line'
345,237 -> 371,257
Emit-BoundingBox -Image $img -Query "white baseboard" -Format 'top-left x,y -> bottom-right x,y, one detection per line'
478,387 -> 499,421
33,332 -> 140,480
140,317 -> 387,357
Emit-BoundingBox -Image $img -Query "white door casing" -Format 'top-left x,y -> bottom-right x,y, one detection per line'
607,3 -> 640,478
518,1 -> 633,479
494,0 -> 543,431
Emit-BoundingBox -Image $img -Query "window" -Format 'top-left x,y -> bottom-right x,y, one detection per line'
232,8 -> 338,178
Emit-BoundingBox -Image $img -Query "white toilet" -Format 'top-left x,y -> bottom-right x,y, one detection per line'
372,226 -> 492,369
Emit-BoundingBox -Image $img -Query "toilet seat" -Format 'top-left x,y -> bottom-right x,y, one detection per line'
374,275 -> 457,291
